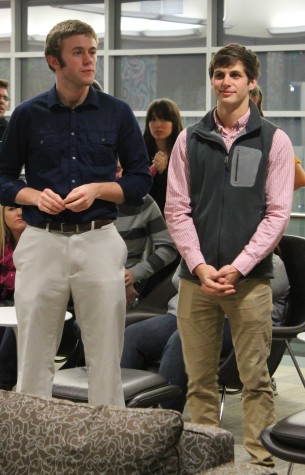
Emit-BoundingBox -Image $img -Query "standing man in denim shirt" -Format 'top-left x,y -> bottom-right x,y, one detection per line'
0,19 -> 152,407
165,44 -> 294,466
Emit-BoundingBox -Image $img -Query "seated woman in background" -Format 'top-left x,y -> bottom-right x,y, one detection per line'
143,98 -> 183,214
0,205 -> 26,390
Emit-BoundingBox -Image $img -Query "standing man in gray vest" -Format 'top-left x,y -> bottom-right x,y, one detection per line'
165,43 -> 294,467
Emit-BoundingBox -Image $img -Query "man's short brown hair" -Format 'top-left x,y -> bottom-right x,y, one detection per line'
209,43 -> 260,82
0,79 -> 9,90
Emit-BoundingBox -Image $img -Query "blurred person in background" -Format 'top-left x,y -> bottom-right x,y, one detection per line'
250,85 -> 305,190
0,79 -> 9,142
0,205 -> 26,390
143,98 -> 183,214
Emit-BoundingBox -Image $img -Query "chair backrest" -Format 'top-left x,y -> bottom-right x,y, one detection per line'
217,233 -> 305,390
277,234 -> 305,329
218,339 -> 287,390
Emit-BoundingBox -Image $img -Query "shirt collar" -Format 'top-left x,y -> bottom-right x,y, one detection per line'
213,107 -> 250,135
47,84 -> 100,110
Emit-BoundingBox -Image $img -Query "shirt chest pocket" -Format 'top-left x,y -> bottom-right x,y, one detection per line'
31,133 -> 58,148
86,131 -> 117,165
230,146 -> 262,187
29,133 -> 60,170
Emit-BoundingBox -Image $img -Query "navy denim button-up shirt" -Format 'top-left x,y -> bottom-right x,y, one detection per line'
0,85 -> 152,224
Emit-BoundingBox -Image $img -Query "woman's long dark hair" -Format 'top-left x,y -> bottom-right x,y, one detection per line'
143,98 -> 183,158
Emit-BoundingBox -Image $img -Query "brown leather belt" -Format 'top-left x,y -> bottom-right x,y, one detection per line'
32,219 -> 113,234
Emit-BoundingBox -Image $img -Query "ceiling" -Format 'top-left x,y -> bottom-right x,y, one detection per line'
0,1 -> 305,39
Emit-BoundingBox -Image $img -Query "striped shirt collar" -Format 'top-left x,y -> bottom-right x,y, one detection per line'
213,107 -> 250,137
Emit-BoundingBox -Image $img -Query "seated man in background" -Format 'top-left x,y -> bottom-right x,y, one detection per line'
0,79 -> 9,143
116,160 -> 178,307
121,253 -> 290,414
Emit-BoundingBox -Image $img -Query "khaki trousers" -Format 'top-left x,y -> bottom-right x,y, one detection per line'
178,277 -> 275,465
13,223 -> 127,407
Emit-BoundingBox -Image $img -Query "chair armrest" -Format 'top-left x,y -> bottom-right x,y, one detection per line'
178,423 -> 234,474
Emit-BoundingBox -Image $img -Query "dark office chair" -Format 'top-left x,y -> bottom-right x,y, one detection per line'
52,367 -> 181,408
271,234 -> 305,388
53,264 -> 182,407
260,409 -> 305,475
125,266 -> 177,327
55,313 -> 80,364
218,234 -> 305,419
218,339 -> 287,420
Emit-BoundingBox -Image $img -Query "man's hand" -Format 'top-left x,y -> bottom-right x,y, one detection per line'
217,265 -> 241,286
125,269 -> 135,287
64,184 -> 98,212
194,263 -> 236,296
37,188 -> 65,215
125,284 -> 138,306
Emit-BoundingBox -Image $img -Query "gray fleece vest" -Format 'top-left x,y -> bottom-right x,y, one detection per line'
180,102 -> 278,282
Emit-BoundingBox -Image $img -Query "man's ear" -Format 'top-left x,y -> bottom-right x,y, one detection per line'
248,79 -> 257,92
47,55 -> 59,70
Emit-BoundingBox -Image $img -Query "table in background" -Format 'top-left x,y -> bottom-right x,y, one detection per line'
0,307 -> 72,336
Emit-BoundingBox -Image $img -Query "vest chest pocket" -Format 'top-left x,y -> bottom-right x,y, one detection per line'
230,146 -> 262,187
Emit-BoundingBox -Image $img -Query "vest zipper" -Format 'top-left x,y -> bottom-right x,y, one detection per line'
224,155 -> 229,170
235,148 -> 240,182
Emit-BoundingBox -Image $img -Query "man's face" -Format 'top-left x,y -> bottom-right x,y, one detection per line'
0,86 -> 9,118
51,34 -> 97,88
211,61 -> 256,109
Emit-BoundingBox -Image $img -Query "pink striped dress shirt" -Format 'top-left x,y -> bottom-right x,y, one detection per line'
164,108 -> 295,276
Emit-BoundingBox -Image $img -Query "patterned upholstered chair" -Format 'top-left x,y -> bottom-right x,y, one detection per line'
0,390 -> 277,474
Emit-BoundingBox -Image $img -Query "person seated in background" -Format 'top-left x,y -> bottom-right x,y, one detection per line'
121,253 -> 290,413
0,205 -> 26,390
143,98 -> 183,214
250,85 -> 305,190
0,79 -> 10,143
115,160 -> 178,307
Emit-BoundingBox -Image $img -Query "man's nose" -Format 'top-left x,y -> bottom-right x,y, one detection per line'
222,74 -> 231,86
83,52 -> 93,63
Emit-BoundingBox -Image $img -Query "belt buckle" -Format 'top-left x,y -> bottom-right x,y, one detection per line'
76,224 -> 80,233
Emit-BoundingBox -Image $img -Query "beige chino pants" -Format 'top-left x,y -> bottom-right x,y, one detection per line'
13,223 -> 127,407
178,277 -> 275,466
